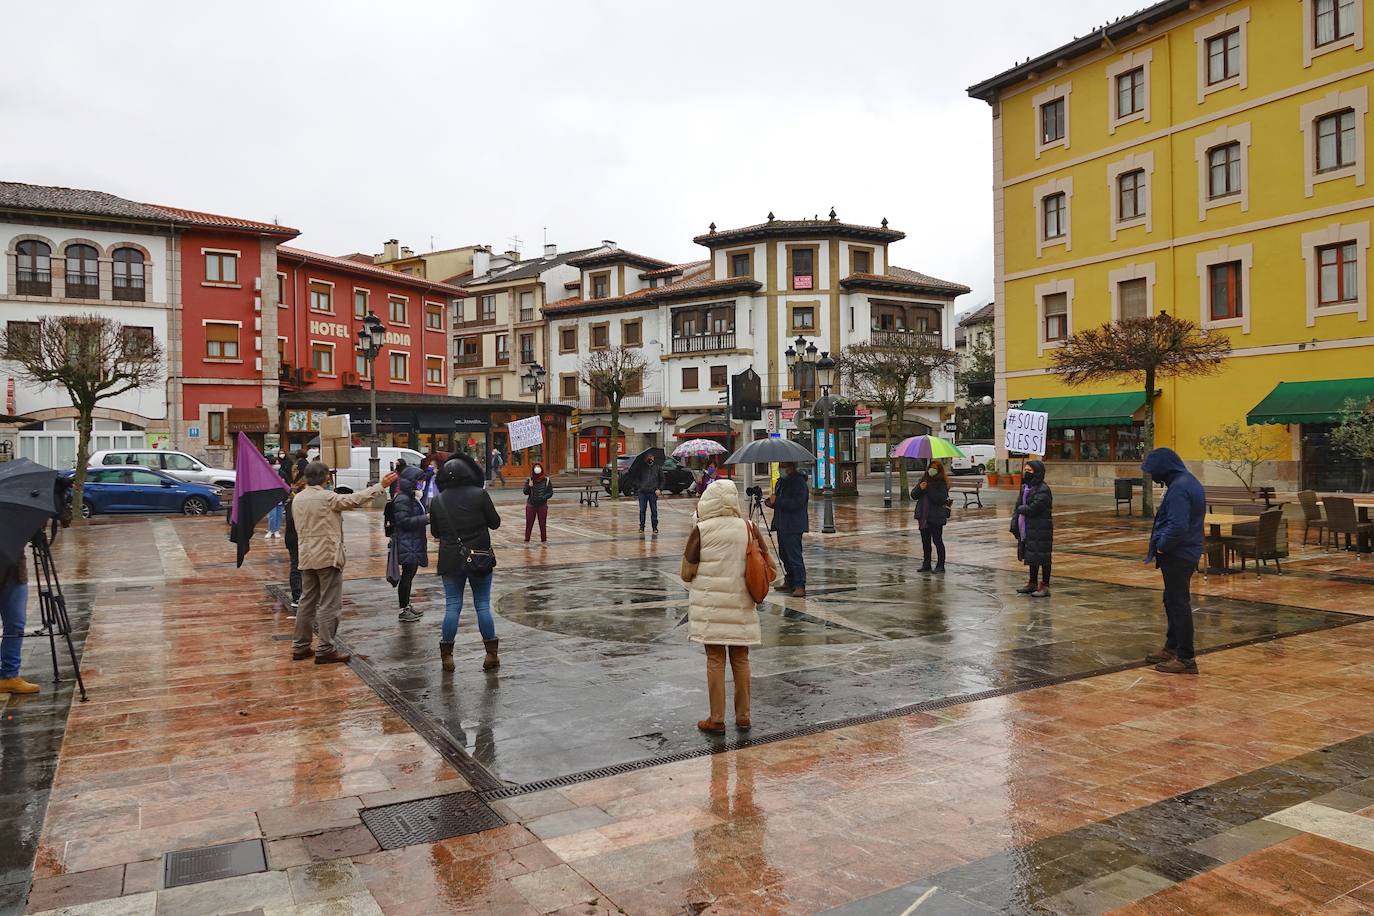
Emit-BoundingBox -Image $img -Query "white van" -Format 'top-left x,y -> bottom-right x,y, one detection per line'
315,447 -> 425,493
951,444 -> 997,475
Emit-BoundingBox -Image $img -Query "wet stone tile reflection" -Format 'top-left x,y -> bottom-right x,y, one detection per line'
335,546 -> 1358,787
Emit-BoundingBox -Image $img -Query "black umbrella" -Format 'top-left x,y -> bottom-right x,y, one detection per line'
724,438 -> 816,465
619,447 -> 666,495
0,459 -> 59,567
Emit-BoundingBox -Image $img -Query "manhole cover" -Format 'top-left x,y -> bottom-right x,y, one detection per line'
163,838 -> 266,888
361,792 -> 506,850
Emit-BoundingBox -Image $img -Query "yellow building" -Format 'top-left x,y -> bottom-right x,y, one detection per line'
969,0 -> 1372,490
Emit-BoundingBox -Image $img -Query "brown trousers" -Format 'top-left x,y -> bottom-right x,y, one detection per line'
294,566 -> 343,656
704,644 -> 751,724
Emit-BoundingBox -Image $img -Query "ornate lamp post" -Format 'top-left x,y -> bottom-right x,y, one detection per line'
522,362 -> 547,464
816,350 -> 837,534
356,312 -> 387,487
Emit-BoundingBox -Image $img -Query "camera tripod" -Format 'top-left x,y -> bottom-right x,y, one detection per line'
747,493 -> 778,553
23,521 -> 87,702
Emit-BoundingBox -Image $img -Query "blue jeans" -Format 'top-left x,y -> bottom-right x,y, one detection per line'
267,503 -> 283,534
441,572 -> 495,642
1,582 -> 28,679
777,533 -> 806,588
638,491 -> 659,530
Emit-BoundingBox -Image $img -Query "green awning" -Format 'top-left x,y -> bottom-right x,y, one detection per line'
1018,392 -> 1146,428
1247,378 -> 1374,426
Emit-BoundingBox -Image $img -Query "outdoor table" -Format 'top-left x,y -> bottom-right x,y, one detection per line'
1203,513 -> 1247,573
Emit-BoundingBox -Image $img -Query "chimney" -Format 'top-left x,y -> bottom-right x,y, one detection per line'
472,245 -> 491,277
544,242 -> 557,258
401,247 -> 414,258
601,239 -> 617,249
382,239 -> 400,261
504,249 -> 521,262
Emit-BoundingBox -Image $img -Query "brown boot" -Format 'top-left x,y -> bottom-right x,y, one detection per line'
1145,646 -> 1176,664
0,676 -> 40,695
791,587 -> 806,598
482,639 -> 500,671
440,641 -> 455,673
1154,657 -> 1198,674
697,719 -> 726,734
291,647 -> 313,661
314,650 -> 350,665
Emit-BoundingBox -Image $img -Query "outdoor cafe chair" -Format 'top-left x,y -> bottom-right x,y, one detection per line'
1323,496 -> 1373,559
1297,490 -> 1328,546
1222,508 -> 1285,576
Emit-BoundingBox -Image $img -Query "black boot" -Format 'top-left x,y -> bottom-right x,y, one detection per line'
917,563 -> 933,573
439,641 -> 454,673
482,639 -> 500,671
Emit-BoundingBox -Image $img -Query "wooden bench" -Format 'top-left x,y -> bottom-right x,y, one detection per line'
578,483 -> 599,507
1204,485 -> 1280,511
949,477 -> 984,508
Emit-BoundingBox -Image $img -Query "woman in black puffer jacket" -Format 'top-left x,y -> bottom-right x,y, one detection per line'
1010,459 -> 1054,597
392,466 -> 429,622
911,460 -> 951,574
430,455 -> 502,672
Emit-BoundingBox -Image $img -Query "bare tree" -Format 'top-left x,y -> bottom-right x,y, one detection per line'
0,315 -> 164,525
579,346 -> 648,499
1199,421 -> 1285,493
838,335 -> 959,501
1050,312 -> 1230,516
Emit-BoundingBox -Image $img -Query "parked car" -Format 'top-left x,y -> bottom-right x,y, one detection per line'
59,467 -> 224,518
328,447 -> 426,493
951,444 -> 997,475
90,448 -> 237,489
601,455 -> 695,496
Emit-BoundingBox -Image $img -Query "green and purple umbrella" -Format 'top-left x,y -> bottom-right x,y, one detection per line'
891,435 -> 965,461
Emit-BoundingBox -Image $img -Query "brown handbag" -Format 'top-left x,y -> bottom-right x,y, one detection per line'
744,521 -> 772,603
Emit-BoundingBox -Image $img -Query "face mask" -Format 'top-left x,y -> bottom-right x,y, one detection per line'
533,466 -> 543,476
927,467 -> 939,477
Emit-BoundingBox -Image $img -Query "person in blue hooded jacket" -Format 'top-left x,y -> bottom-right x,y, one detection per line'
1141,447 -> 1205,674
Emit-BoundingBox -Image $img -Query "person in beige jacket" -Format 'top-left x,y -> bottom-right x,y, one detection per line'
291,461 -> 396,664
680,478 -> 776,734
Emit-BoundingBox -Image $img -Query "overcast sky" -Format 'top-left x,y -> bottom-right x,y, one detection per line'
2,0 -> 1133,314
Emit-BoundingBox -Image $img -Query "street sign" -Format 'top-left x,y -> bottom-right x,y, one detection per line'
943,421 -> 958,434
187,426 -> 201,439
570,407 -> 582,433
730,369 -> 762,421
764,409 -> 778,434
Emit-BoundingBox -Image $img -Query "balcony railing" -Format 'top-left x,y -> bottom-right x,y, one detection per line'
16,270 -> 50,296
871,329 -> 942,347
454,353 -> 482,368
65,275 -> 99,299
495,352 -> 510,367
519,310 -> 535,322
112,276 -> 146,302
671,332 -> 736,354
453,316 -> 497,330
559,391 -> 663,411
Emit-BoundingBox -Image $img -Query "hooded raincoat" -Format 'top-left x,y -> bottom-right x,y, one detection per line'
1009,459 -> 1054,566
391,466 -> 430,568
681,479 -> 763,647
1142,447 -> 1206,565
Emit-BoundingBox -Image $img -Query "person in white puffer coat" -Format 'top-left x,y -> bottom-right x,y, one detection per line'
681,478 -> 772,734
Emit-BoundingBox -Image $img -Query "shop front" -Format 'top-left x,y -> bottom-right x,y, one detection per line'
577,425 -> 626,470
1248,378 -> 1374,493
1018,392 -> 1147,487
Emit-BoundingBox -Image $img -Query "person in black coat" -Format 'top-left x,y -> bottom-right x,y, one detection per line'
768,463 -> 810,597
637,455 -> 664,534
1010,459 -> 1054,597
283,483 -> 303,609
522,462 -> 554,543
430,455 -> 502,672
912,460 -> 952,574
392,466 -> 430,622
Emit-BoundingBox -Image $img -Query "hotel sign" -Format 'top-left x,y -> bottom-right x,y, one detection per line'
309,320 -> 411,348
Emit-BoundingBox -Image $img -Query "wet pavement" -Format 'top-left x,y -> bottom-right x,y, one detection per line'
6,486 -> 1374,915
336,547 -> 1358,787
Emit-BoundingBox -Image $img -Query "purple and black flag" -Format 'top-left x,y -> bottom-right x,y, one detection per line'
228,432 -> 289,568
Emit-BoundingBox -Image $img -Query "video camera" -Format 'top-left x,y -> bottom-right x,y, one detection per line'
745,485 -> 763,500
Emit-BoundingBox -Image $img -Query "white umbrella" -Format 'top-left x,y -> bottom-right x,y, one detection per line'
672,439 -> 727,458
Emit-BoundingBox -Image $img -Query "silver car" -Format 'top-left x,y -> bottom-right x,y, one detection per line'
88,449 -> 237,489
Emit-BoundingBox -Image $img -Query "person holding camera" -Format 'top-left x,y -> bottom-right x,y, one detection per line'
767,462 -> 809,597
0,555 -> 38,695
912,460 -> 952,574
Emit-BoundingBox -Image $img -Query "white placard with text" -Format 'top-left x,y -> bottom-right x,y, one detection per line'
508,416 -> 544,452
1003,409 -> 1049,456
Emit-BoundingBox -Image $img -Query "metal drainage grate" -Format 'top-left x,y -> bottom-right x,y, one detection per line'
114,585 -> 153,593
361,792 -> 506,850
163,838 -> 266,889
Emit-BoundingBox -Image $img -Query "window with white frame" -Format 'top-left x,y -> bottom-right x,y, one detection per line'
1032,83 -> 1071,157
1302,221 -> 1370,325
1043,193 -> 1066,240
1033,176 -> 1073,255
1043,293 -> 1069,341
1109,263 -> 1157,323
425,357 -> 444,385
1301,87 -> 1368,196
1108,152 -> 1154,238
354,289 -> 368,319
1107,50 -> 1153,134
1196,244 -> 1253,333
1118,170 -> 1145,221
1303,0 -> 1363,65
389,352 -> 408,381
204,322 -> 240,360
1194,10 -> 1250,102
389,296 -> 408,325
1034,278 -> 1074,354
1194,123 -> 1251,219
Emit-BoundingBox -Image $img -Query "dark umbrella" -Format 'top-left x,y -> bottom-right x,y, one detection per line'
724,437 -> 816,465
0,459 -> 59,567
620,447 -> 666,496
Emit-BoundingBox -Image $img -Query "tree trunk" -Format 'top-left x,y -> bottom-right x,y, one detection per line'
71,404 -> 93,527
885,406 -> 896,500
609,399 -> 621,500
1140,370 -> 1156,518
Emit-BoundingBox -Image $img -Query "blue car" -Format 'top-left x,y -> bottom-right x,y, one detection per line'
59,467 -> 223,518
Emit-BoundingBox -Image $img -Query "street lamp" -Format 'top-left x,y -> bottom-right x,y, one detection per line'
523,362 -> 546,464
816,350 -> 837,534
356,312 -> 387,487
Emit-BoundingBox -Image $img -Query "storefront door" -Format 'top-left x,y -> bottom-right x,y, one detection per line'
577,427 -> 625,469
1302,423 -> 1374,492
